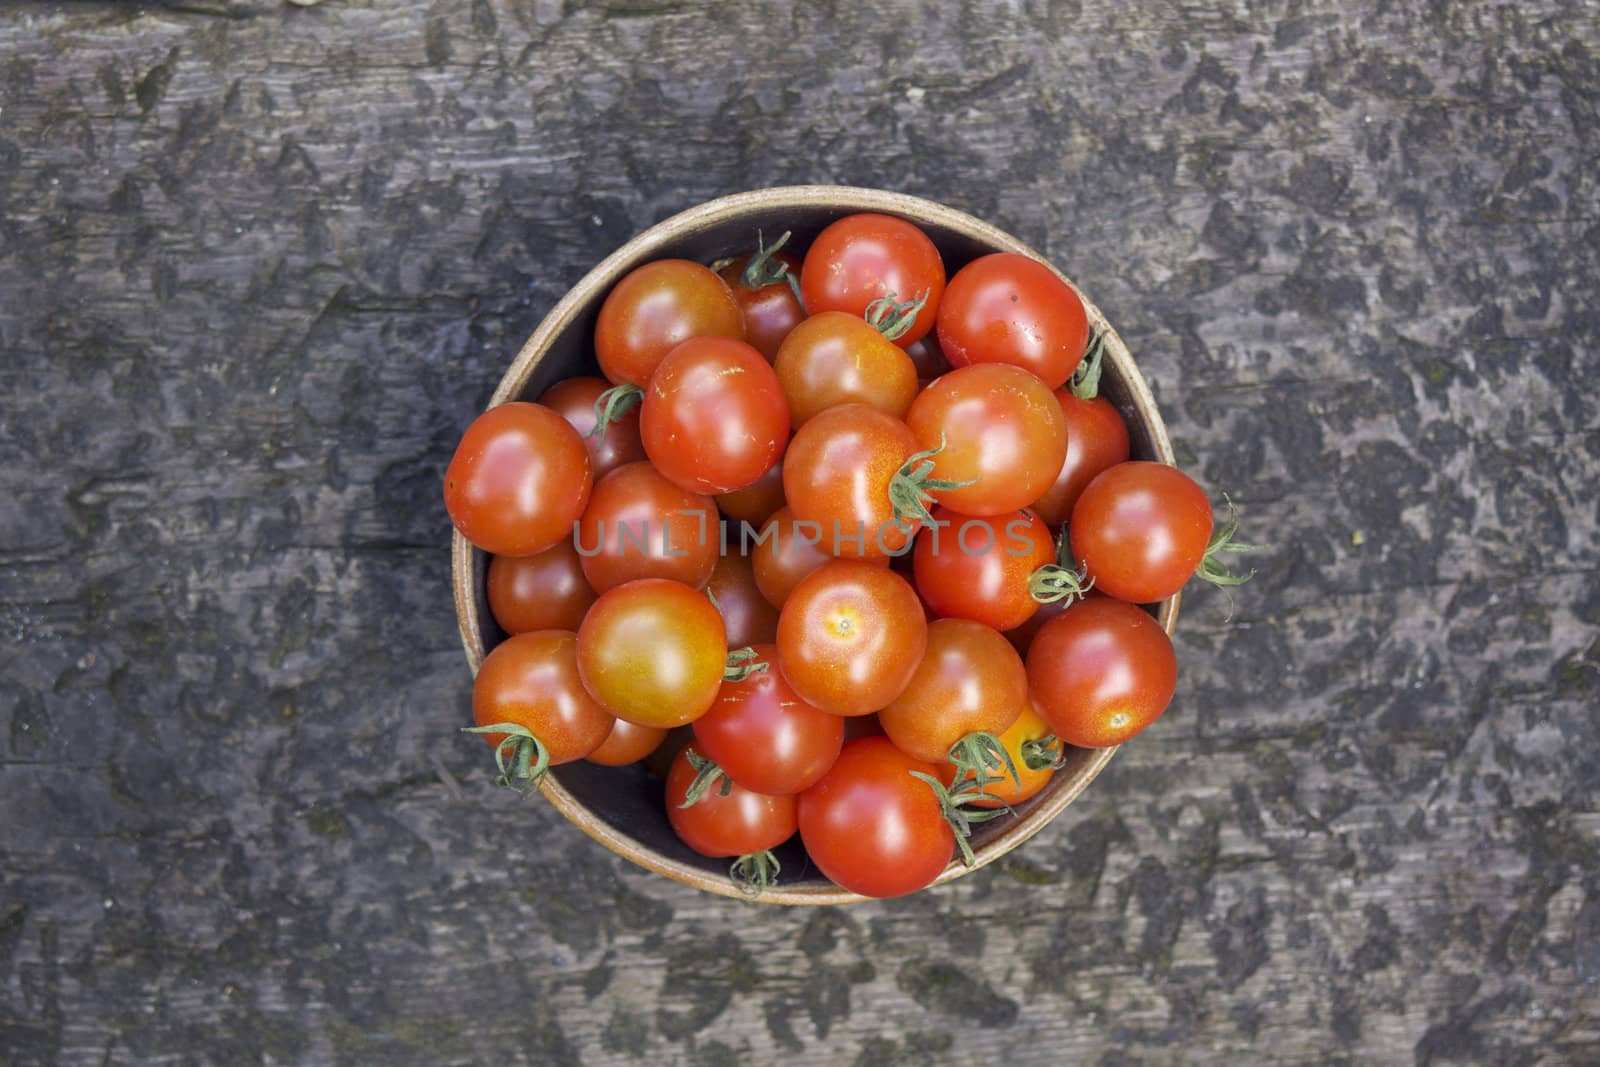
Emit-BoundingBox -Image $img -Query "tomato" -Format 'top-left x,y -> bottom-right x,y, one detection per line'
586,717 -> 668,767
912,507 -> 1055,631
941,696 -> 1061,808
717,242 -> 805,361
1026,598 -> 1177,748
782,404 -> 923,560
1004,591 -> 1072,655
639,336 -> 789,495
716,460 -> 785,526
472,631 -> 614,771
666,742 -> 797,858
444,402 -> 592,557
1032,389 -> 1130,526
538,376 -> 647,479
694,644 -> 843,795
878,619 -> 1027,764
1071,461 -> 1213,603
935,253 -> 1089,389
486,541 -> 597,635
776,560 -> 927,716
749,506 -> 885,609
594,259 -> 744,387
797,736 -> 953,898
773,311 -> 919,426
575,461 -> 717,593
576,578 -> 727,728
705,552 -> 779,648
904,363 -> 1067,517
799,213 -> 945,347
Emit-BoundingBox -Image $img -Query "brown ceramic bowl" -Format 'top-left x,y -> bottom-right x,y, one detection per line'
452,186 -> 1178,904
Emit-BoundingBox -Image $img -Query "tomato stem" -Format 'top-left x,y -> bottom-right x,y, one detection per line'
888,432 -> 977,531
1194,494 -> 1265,589
863,289 -> 929,342
948,731 -> 1021,792
679,749 -> 732,808
739,230 -> 800,308
1029,526 -> 1094,605
729,850 -> 781,896
1020,734 -> 1068,771
724,646 -> 769,682
589,383 -> 644,440
460,722 -> 552,794
1068,328 -> 1106,401
910,770 -> 1012,868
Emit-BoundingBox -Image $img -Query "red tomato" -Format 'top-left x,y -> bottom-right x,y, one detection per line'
444,402 -> 592,557
640,336 -> 790,494
1026,598 -> 1177,748
486,541 -> 597,635
782,404 -> 923,560
717,245 -> 805,361
912,507 -> 1055,631
878,619 -> 1027,764
935,253 -> 1089,389
749,506 -> 889,609
904,364 -> 1067,517
716,460 -> 785,527
472,631 -> 614,765
799,214 -> 945,347
797,736 -> 953,898
1071,462 -> 1213,603
694,644 -> 844,795
538,376 -> 647,479
773,311 -> 919,426
576,579 -> 727,728
585,718 -> 668,767
705,552 -> 780,648
575,461 -> 717,593
941,696 -> 1061,808
1031,390 -> 1130,526
667,743 -> 797,858
776,560 -> 927,716
595,260 -> 743,387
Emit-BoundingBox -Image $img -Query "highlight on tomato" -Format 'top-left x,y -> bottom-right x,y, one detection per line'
444,402 -> 592,558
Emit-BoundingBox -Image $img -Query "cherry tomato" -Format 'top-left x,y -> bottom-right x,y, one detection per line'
782,404 -> 922,560
941,696 -> 1061,808
538,376 -> 647,479
577,578 -> 727,728
773,311 -> 919,426
473,631 -> 614,763
694,644 -> 844,795
1031,390 -> 1130,526
705,551 -> 779,647
595,260 -> 743,387
575,461 -> 717,593
1071,461 -> 1213,603
776,560 -> 927,716
486,541 -> 597,635
912,507 -> 1055,632
716,460 -> 785,527
1026,598 -> 1177,748
935,252 -> 1089,389
797,736 -> 953,898
878,619 -> 1027,764
750,506 -> 888,609
717,247 -> 805,361
666,742 -> 797,858
444,402 -> 592,557
799,214 -> 945,347
586,718 -> 668,767
640,336 -> 789,494
904,364 -> 1067,517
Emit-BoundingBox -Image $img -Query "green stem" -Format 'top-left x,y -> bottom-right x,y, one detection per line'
739,230 -> 793,290
1194,493 -> 1266,588
588,383 -> 644,440
460,722 -> 552,794
887,432 -> 976,530
947,731 -> 1021,792
1020,734 -> 1068,771
724,646 -> 769,682
1029,526 -> 1094,605
1068,328 -> 1106,400
863,290 -> 929,341
679,749 -> 732,808
910,770 -> 1013,869
729,850 -> 781,896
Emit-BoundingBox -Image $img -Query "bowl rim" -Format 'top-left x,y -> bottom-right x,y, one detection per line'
452,185 -> 1178,905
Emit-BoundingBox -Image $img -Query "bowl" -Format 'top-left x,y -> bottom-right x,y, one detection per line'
452,186 -> 1178,904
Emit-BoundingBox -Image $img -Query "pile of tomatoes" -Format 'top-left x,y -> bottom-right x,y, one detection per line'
444,213 -> 1252,899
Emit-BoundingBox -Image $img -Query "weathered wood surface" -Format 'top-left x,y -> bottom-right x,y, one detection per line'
2,1 -> 1598,1063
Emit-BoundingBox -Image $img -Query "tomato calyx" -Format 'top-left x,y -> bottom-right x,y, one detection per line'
730,849 -> 782,896
864,290 -> 930,342
1029,527 -> 1095,605
739,230 -> 804,306
1067,328 -> 1106,401
1020,733 -> 1068,771
1194,494 -> 1265,589
889,432 -> 977,530
947,730 -> 1022,794
589,383 -> 645,440
678,748 -> 733,808
460,722 -> 552,794
724,645 -> 769,682
909,767 -> 1013,868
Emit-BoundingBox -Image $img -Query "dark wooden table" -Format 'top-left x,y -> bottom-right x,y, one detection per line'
2,1 -> 1597,1063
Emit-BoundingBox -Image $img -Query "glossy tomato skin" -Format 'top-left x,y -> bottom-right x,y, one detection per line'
1026,598 -> 1177,748
878,619 -> 1028,764
717,459 -> 785,526
1031,391 -> 1130,526
1071,462 -> 1213,603
935,253 -> 1090,389
797,736 -> 954,898
694,644 -> 844,795
750,506 -> 890,609
941,696 -> 1059,808
539,376 -> 647,479
576,461 -> 717,593
473,631 -> 614,763
640,336 -> 789,495
595,260 -> 744,387
905,363 -> 1067,517
667,743 -> 797,858
444,402 -> 592,557
912,507 -> 1055,632
782,404 -> 921,560
585,718 -> 668,767
577,578 -> 728,728
777,560 -> 928,716
705,552 -> 780,648
486,541 -> 597,635
799,214 -> 945,347
717,251 -> 805,361
773,311 -> 919,426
